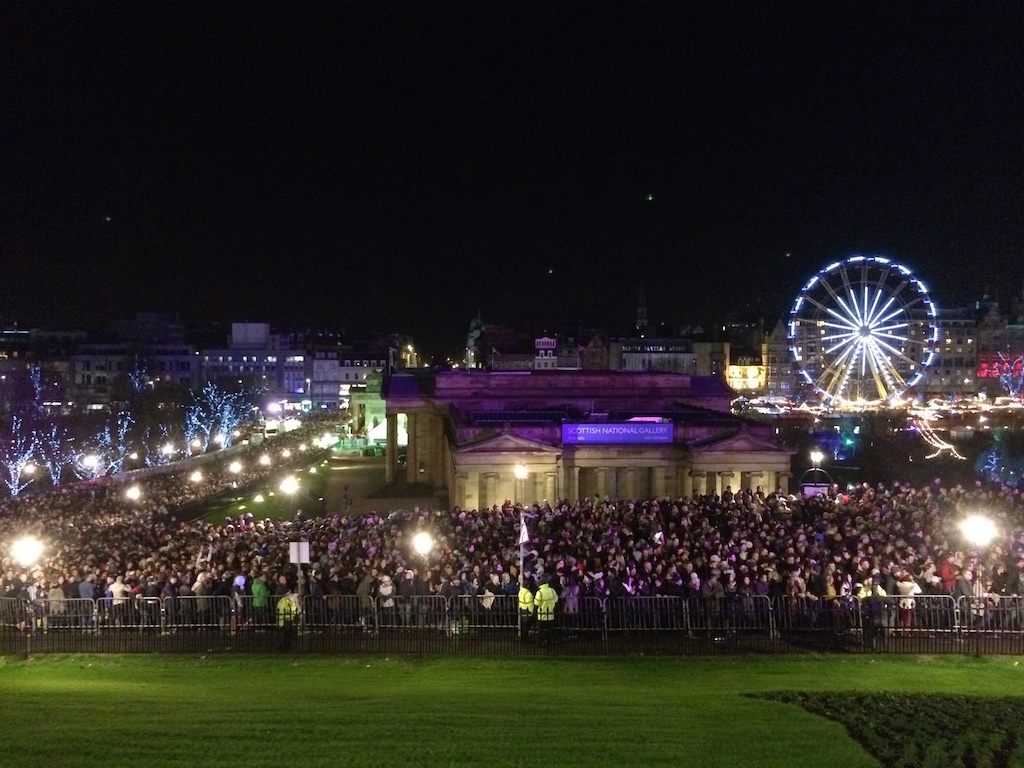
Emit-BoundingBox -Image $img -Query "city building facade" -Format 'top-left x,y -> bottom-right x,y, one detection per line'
383,369 -> 794,510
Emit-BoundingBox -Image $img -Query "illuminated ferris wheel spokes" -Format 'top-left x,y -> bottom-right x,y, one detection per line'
789,256 -> 937,404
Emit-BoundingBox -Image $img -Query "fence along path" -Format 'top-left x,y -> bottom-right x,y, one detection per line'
3,594 -> 1024,655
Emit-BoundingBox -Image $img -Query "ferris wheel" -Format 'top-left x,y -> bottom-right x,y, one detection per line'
788,255 -> 939,404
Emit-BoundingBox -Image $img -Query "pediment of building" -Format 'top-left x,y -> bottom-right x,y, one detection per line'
454,431 -> 560,454
688,429 -> 790,454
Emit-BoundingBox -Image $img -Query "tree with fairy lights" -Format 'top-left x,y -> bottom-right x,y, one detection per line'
75,411 -> 134,479
143,422 -> 176,467
0,415 -> 39,498
997,352 -> 1024,400
37,421 -> 79,487
185,381 -> 256,451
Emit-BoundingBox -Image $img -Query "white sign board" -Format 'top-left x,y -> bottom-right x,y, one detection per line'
289,541 -> 310,564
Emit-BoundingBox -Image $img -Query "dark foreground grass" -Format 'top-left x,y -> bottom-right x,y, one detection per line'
761,691 -> 1024,768
1,655 -> 1023,768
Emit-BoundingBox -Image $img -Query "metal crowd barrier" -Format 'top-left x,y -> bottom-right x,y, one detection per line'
3,593 -> 1023,655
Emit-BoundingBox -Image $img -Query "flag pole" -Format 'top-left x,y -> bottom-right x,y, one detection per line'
519,508 -> 526,586
518,507 -> 526,640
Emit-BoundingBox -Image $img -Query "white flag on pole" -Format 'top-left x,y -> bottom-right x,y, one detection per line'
518,512 -> 529,545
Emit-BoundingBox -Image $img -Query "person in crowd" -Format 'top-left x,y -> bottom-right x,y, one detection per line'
480,572 -> 501,626
894,570 -> 922,634
276,588 -> 300,651
397,569 -> 417,628
518,576 -> 535,641
108,574 -> 134,628
356,568 -> 377,632
857,575 -> 888,651
250,571 -> 271,628
377,573 -> 396,627
534,575 -> 559,643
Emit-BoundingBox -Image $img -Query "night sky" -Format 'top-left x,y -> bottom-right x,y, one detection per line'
3,4 -> 1023,356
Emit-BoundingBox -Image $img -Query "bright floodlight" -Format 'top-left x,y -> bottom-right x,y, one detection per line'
11,536 -> 43,566
280,476 -> 299,495
282,449 -> 292,458
259,454 -> 271,466
81,454 -> 99,469
412,531 -> 433,557
125,485 -> 142,501
161,443 -> 175,455
810,449 -> 824,466
190,470 -> 203,483
229,461 -> 242,474
960,515 -> 997,548
514,464 -> 528,480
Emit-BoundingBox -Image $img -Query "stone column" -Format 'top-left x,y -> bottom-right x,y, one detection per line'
544,472 -> 558,504
665,466 -> 679,498
778,471 -> 792,494
385,413 -> 398,483
405,412 -> 418,483
464,471 -> 480,511
623,467 -> 636,500
454,473 -> 468,510
688,470 -> 706,496
567,465 -> 580,501
484,472 -> 498,509
718,471 -> 734,496
742,471 -> 764,492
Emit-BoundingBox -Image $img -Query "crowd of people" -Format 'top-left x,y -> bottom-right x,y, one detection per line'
4,423 -> 1024,636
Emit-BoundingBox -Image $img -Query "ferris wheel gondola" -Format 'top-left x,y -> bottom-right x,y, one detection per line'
789,255 -> 939,405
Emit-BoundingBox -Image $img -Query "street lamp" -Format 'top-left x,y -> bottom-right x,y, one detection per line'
11,536 -> 44,567
189,470 -> 203,483
960,515 -> 997,549
229,461 -> 243,475
125,485 -> 142,501
412,531 -> 433,558
80,454 -> 99,477
280,475 -> 300,517
801,448 -> 832,495
514,464 -> 527,503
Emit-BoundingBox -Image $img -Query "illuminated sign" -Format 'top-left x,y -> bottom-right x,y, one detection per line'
561,423 -> 674,444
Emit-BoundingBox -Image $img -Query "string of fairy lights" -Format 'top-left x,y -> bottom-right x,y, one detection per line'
913,417 -> 966,461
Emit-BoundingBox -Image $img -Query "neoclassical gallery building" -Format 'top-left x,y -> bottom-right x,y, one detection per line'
382,370 -> 794,510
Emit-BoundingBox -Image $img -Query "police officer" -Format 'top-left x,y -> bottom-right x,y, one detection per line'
534,576 -> 559,644
518,576 -> 535,641
276,588 -> 300,651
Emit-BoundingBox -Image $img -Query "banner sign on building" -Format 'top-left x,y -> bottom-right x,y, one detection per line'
561,423 -> 674,444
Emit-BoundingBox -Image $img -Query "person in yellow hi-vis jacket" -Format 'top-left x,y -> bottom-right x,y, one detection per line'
856,576 -> 888,651
518,576 -> 535,642
534,576 -> 559,644
276,589 -> 300,651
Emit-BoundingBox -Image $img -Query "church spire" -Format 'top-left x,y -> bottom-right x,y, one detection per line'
635,283 -> 649,336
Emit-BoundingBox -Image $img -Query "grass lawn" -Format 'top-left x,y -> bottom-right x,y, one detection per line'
2,654 -> 1024,767
196,456 -> 332,523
